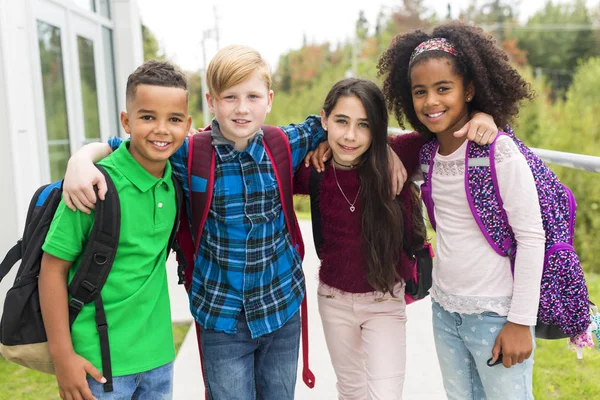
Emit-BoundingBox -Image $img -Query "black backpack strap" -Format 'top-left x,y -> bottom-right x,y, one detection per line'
169,176 -> 188,284
308,166 -> 325,258
0,182 -> 53,283
67,165 -> 120,393
0,241 -> 22,282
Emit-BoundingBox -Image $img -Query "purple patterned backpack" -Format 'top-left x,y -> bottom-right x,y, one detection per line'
419,127 -> 591,339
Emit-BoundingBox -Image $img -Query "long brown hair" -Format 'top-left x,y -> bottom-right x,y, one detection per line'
322,78 -> 405,293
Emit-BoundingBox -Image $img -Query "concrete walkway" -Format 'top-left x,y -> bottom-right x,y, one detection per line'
167,221 -> 446,399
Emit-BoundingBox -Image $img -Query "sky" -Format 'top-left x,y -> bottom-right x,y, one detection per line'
138,0 -> 599,72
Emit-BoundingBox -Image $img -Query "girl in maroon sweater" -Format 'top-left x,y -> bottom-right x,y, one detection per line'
293,78 -> 427,399
294,78 -> 497,400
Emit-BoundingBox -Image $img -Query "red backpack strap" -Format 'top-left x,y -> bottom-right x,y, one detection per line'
186,130 -> 215,400
262,125 -> 304,258
188,131 -> 216,254
262,125 -> 314,388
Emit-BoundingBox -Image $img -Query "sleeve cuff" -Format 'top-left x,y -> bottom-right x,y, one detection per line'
507,312 -> 537,326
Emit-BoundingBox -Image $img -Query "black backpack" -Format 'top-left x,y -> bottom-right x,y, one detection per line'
0,166 -> 184,392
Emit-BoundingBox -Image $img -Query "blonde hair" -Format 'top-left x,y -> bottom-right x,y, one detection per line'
206,45 -> 271,97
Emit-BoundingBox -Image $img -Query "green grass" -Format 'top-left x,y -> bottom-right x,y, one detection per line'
0,322 -> 191,400
172,321 -> 191,354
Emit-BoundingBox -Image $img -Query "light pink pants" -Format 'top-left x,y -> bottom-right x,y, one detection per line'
317,281 -> 407,400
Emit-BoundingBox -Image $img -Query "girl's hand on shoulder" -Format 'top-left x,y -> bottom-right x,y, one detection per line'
304,142 -> 332,173
63,154 -> 107,214
491,321 -> 533,368
53,351 -> 105,400
454,112 -> 498,146
388,146 -> 406,197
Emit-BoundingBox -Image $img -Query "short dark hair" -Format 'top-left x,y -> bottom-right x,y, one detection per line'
126,60 -> 188,104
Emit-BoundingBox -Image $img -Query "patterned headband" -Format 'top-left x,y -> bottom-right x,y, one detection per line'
409,38 -> 457,64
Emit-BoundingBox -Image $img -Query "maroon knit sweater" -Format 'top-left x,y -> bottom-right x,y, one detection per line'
294,132 -> 426,293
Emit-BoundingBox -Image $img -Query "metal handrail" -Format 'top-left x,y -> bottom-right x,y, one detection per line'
388,128 -> 600,173
530,148 -> 600,173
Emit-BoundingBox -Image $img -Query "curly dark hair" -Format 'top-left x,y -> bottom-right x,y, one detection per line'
377,21 -> 534,137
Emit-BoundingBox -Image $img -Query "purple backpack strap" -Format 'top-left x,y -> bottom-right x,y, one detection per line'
465,133 -> 516,263
418,139 -> 439,230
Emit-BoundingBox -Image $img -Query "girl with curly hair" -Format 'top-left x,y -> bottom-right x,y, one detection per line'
377,22 -> 544,399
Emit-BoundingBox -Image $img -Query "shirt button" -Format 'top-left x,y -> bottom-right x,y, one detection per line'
158,202 -> 163,208
246,180 -> 251,185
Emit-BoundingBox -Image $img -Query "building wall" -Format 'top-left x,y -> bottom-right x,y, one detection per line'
0,0 -> 142,320
0,0 -> 43,314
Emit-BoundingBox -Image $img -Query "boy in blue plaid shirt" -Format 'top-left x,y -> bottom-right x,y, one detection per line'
62,45 -> 326,399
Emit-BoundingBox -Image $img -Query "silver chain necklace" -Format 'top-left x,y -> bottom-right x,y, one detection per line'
332,163 -> 361,212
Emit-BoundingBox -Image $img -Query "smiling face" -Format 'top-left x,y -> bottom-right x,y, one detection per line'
121,84 -> 191,177
206,71 -> 273,151
322,95 -> 372,169
410,57 -> 474,139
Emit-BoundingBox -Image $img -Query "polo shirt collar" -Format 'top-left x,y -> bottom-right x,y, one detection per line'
111,140 -> 172,193
210,119 -> 266,164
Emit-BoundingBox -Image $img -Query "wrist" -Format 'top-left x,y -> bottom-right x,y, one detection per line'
49,342 -> 75,360
506,321 -> 531,330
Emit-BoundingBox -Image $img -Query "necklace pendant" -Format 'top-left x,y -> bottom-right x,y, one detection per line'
350,205 -> 355,212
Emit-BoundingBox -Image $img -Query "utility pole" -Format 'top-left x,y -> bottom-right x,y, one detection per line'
200,29 -> 212,128
199,6 -> 220,128
214,5 -> 220,49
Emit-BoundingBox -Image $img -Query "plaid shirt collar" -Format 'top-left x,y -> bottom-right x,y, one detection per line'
210,119 -> 265,164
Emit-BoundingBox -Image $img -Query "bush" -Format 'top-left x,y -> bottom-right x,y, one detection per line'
515,58 -> 600,274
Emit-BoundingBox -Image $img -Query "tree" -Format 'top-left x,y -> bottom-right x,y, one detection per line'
516,0 -> 598,96
141,24 -> 164,61
391,0 -> 434,33
458,0 -> 519,43
356,10 -> 369,40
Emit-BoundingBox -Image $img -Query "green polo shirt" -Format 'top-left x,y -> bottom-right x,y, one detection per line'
42,141 -> 176,376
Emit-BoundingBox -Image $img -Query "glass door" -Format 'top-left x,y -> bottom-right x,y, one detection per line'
35,3 -> 74,182
34,1 -> 117,181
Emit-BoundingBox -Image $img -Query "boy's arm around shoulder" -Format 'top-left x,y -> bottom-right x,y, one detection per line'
64,141 -> 115,214
279,115 -> 325,172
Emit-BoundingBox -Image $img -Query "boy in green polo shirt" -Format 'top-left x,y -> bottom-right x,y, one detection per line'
38,60 -> 191,400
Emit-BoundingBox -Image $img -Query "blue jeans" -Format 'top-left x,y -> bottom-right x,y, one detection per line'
432,301 -> 535,400
86,361 -> 173,399
199,310 -> 301,400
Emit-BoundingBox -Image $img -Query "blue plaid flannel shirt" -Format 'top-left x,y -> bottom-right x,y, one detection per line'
109,116 -> 324,338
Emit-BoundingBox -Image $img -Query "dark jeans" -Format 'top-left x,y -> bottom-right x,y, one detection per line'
199,310 -> 301,400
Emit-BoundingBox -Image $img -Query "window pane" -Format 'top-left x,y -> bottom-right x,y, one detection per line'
37,20 -> 71,179
72,0 -> 95,12
98,0 -> 111,19
77,36 -> 101,140
48,143 -> 71,182
102,27 -> 120,136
